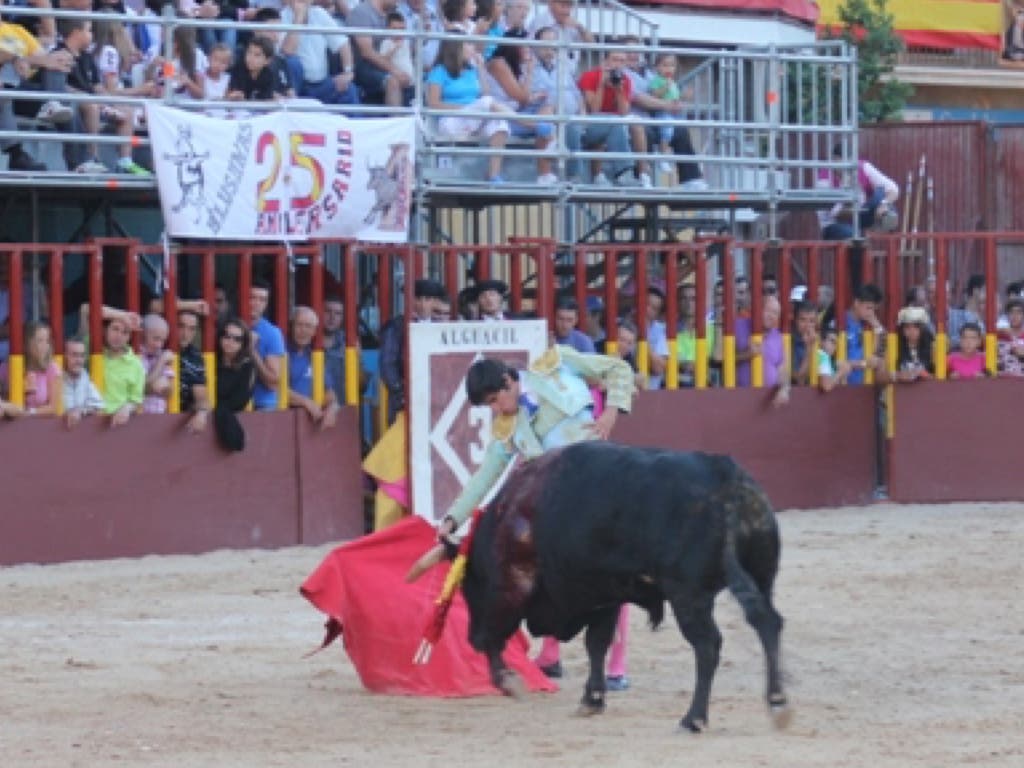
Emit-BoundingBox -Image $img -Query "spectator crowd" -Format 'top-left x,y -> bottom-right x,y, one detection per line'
0,266 -> 351,452
2,258 -> 1022,430
0,0 -> 707,186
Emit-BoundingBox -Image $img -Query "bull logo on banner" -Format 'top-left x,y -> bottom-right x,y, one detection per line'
409,320 -> 549,521
363,145 -> 411,231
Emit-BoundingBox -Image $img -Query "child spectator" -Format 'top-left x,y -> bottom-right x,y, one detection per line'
996,298 -> 1024,377
790,299 -> 818,386
893,306 -> 934,382
380,12 -> 414,84
839,282 -> 885,385
253,8 -> 297,97
102,315 -> 145,426
139,313 -> 174,414
647,52 -> 681,165
227,36 -> 278,102
0,320 -> 61,415
56,17 -> 151,175
62,336 -> 105,427
203,42 -> 232,102
92,11 -> 158,109
93,11 -> 133,91
817,328 -> 858,392
213,317 -> 256,452
946,322 -> 988,379
149,25 -> 206,101
995,281 -> 1022,330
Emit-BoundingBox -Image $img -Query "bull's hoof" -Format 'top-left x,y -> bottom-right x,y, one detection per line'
576,692 -> 605,717
496,670 -> 525,699
769,697 -> 793,730
679,715 -> 706,733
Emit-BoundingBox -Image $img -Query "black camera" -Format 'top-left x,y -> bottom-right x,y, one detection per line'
608,69 -> 623,86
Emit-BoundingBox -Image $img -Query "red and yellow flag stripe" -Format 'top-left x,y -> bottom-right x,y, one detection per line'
817,0 -> 1005,51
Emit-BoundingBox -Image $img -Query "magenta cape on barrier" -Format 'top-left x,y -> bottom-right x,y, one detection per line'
300,516 -> 558,697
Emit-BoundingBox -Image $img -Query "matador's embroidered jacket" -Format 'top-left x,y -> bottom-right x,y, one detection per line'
444,345 -> 635,527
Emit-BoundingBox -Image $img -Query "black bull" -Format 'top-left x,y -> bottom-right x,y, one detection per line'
461,441 -> 790,731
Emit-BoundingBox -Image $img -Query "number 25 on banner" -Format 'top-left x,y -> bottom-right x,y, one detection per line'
255,131 -> 325,213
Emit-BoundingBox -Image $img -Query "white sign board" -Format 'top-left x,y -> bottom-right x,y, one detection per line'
146,103 -> 414,242
408,320 -> 548,521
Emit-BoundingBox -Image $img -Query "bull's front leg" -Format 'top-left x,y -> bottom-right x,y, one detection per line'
486,648 -> 525,698
670,593 -> 721,733
578,606 -> 618,716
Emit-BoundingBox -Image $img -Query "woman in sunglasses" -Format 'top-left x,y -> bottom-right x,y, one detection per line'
213,318 -> 256,451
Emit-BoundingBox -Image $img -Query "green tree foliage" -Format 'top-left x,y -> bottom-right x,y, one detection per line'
787,0 -> 911,125
829,0 -> 913,123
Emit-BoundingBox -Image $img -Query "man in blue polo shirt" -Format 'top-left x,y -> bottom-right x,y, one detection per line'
552,295 -> 596,353
249,278 -> 286,410
287,305 -> 340,428
841,283 -> 886,385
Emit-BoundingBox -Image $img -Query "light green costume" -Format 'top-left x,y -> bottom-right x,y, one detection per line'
444,345 -> 635,527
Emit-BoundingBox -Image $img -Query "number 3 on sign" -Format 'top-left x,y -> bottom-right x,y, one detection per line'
255,131 -> 326,213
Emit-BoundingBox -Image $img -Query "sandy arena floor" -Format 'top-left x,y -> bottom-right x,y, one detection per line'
1,502 -> 1022,768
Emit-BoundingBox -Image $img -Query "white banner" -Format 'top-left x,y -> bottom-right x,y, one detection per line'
145,104 -> 415,242
408,320 -> 549,522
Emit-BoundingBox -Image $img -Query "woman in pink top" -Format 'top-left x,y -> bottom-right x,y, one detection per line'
947,322 -> 988,379
0,321 -> 61,415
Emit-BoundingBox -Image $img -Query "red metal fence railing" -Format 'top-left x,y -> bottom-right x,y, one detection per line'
1,232 -> 1021,441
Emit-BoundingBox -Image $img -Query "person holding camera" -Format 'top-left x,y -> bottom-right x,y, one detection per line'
577,49 -> 642,186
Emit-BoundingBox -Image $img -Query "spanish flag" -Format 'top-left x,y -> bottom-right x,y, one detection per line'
817,0 -> 1005,51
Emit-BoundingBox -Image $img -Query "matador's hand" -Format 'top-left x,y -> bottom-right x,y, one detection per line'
587,408 -> 617,440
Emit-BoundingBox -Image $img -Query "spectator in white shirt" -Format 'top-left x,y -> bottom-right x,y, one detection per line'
62,337 -> 105,427
280,0 -> 359,105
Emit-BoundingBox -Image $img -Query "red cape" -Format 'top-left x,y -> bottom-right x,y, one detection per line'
300,516 -> 557,697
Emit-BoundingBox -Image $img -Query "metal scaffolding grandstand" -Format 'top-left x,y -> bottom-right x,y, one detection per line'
0,2 -> 859,246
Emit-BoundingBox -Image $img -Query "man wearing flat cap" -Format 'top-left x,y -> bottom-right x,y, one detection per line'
365,277 -> 448,530
475,279 -> 510,321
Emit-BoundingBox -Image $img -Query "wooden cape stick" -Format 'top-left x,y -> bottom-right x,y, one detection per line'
927,176 -> 936,276
909,155 -> 926,254
900,169 -> 913,253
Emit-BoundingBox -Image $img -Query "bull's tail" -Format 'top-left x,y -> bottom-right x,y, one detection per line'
722,471 -> 790,728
